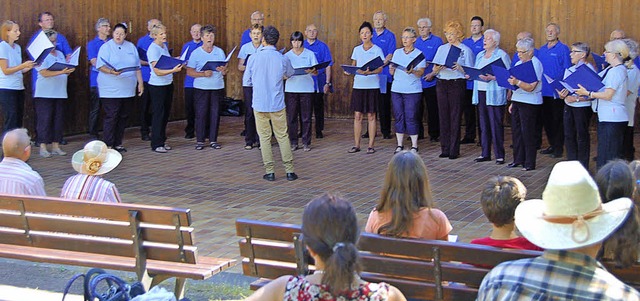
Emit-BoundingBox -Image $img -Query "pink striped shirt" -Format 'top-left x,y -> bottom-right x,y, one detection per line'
60,174 -> 121,203
0,157 -> 46,196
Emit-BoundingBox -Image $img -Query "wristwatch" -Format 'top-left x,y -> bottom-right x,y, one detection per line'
325,83 -> 332,86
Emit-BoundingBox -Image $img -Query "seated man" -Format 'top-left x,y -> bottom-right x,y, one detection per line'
471,176 -> 542,251
0,128 -> 46,196
478,161 -> 640,300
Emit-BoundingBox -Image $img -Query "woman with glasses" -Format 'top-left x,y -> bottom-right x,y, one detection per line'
506,37 -> 543,171
284,31 -> 317,152
576,39 -> 630,169
556,42 -> 594,169
389,27 -> 425,153
424,20 -> 474,160
470,29 -> 511,165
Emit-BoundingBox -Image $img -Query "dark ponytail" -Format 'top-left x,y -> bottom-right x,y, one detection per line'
302,193 -> 362,296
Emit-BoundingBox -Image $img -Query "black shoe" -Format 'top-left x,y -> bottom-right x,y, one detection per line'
507,162 -> 522,168
60,139 -> 68,145
316,132 -> 324,139
474,156 -> 491,162
522,167 -> 535,171
114,146 -> 127,153
438,153 -> 449,158
430,137 -> 440,142
185,133 -> 195,139
540,147 -> 554,154
550,153 -> 562,158
240,130 -> 246,136
460,138 -> 475,144
383,134 -> 393,139
263,173 -> 275,181
286,172 -> 298,181
449,155 -> 459,160
495,159 -> 505,165
141,134 -> 151,141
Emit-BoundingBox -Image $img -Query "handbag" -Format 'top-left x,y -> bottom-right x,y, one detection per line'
62,268 -> 146,301
220,97 -> 243,117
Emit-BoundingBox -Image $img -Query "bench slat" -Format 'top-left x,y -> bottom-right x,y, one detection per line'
0,195 -> 192,226
238,240 -> 299,264
236,218 -> 301,241
242,259 -> 298,279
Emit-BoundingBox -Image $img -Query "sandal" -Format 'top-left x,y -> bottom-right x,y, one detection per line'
410,147 -> 418,153
244,144 -> 253,150
394,146 -> 404,154
366,147 -> 376,154
210,142 -> 222,149
348,146 -> 361,153
195,143 -> 205,150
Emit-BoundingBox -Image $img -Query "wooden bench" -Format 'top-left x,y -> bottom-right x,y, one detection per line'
236,218 -> 640,300
0,194 -> 236,298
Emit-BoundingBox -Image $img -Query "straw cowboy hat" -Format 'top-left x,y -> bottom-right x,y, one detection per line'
72,140 -> 122,176
515,161 -> 632,250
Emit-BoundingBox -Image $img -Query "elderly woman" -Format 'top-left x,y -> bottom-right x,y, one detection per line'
425,20 -> 474,160
61,140 -> 122,203
285,31 -> 318,152
575,39 -> 630,169
345,21 -> 384,155
557,42 -> 594,169
471,29 -> 511,164
0,21 -> 35,137
34,29 -> 74,157
389,27 -> 425,153
147,24 -> 183,153
507,37 -> 543,171
186,24 -> 227,150
622,39 -> 640,161
96,23 -> 143,153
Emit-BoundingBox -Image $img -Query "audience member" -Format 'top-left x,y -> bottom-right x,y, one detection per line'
477,161 -> 640,300
595,160 -> 635,205
471,176 -> 542,251
61,140 -> 122,203
0,128 -> 46,196
365,151 -> 452,240
245,193 -> 407,301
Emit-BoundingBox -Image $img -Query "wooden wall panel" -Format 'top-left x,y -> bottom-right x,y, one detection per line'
2,0 -> 640,134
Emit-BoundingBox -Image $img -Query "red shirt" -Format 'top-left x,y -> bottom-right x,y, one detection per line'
471,236 -> 543,251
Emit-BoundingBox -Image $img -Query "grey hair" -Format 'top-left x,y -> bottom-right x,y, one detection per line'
516,37 -> 535,51
623,39 -> 638,62
417,17 -> 432,27
546,22 -> 560,34
484,29 -> 500,46
95,18 -> 109,31
373,11 -> 388,21
251,11 -> 264,18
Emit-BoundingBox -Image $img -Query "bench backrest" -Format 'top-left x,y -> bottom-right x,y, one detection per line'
0,194 -> 198,264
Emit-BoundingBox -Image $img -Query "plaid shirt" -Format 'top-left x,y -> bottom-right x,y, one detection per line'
477,250 -> 640,301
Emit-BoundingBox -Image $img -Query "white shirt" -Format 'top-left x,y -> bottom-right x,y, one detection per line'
595,65 -> 628,122
435,43 -> 475,80
96,39 -> 141,98
511,57 -> 544,105
350,44 -> 385,89
390,48 -> 426,94
284,48 -> 317,93
626,65 -> 640,126
0,41 -> 25,90
187,46 -> 226,90
147,42 -> 173,86
34,50 -> 69,98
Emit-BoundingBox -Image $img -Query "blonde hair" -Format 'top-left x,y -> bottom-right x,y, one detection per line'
150,23 -> 166,37
443,20 -> 464,42
0,20 -> 17,42
605,39 -> 630,63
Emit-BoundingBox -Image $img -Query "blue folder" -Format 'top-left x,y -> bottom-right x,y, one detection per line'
390,53 -> 425,71
563,64 -> 604,92
591,53 -> 609,73
293,61 -> 332,76
463,59 -> 507,80
428,45 -> 461,68
543,74 -> 572,94
100,58 -> 140,73
155,55 -> 186,70
492,60 -> 537,90
342,57 -> 385,75
47,62 -> 76,71
243,54 -> 251,66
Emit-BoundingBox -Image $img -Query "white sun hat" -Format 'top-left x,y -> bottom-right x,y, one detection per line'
71,140 -> 122,176
515,161 -> 632,250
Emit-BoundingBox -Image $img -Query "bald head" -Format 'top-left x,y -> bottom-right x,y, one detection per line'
2,128 -> 31,161
610,29 -> 626,41
517,31 -> 532,41
147,19 -> 161,32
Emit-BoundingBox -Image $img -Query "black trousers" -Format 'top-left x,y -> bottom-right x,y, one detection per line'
194,88 -> 223,143
418,86 -> 439,139
462,89 -> 477,141
88,87 -> 101,136
139,82 -> 152,136
511,102 -> 540,169
184,87 -> 196,135
378,82 -> 392,136
148,83 -> 173,149
102,97 -> 133,147
436,79 -> 465,156
312,92 -> 325,134
563,105 -> 592,169
542,96 -> 565,155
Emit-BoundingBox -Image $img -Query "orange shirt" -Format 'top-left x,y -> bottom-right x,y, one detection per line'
364,207 -> 453,240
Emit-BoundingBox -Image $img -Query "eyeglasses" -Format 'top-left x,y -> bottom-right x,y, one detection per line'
570,50 -> 584,53
401,36 -> 416,39
418,26 -> 431,29
251,18 -> 264,21
516,50 -> 530,54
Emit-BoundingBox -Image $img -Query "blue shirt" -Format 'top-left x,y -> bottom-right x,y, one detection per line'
181,40 -> 203,88
0,41 -> 25,90
147,42 -> 173,86
511,48 -> 538,67
247,45 -> 294,112
462,35 -> 484,90
350,44 -> 385,89
87,36 -> 110,87
284,48 -> 317,93
137,34 -> 154,82
238,42 -> 262,87
372,28 -> 397,88
390,48 -> 426,94
241,29 -> 251,47
538,40 -> 571,97
96,39 -> 141,98
303,39 -> 333,92
29,30 -> 73,92
415,34 -> 443,89
511,57 -> 543,105
472,48 -> 511,106
35,50 -> 69,98
187,46 -> 225,90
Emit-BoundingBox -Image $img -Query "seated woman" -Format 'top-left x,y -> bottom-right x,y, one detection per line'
246,193 -> 406,301
471,176 -> 542,251
365,151 -> 452,240
60,140 -> 122,203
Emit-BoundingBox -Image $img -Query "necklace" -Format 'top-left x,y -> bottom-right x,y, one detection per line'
404,47 -> 414,54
